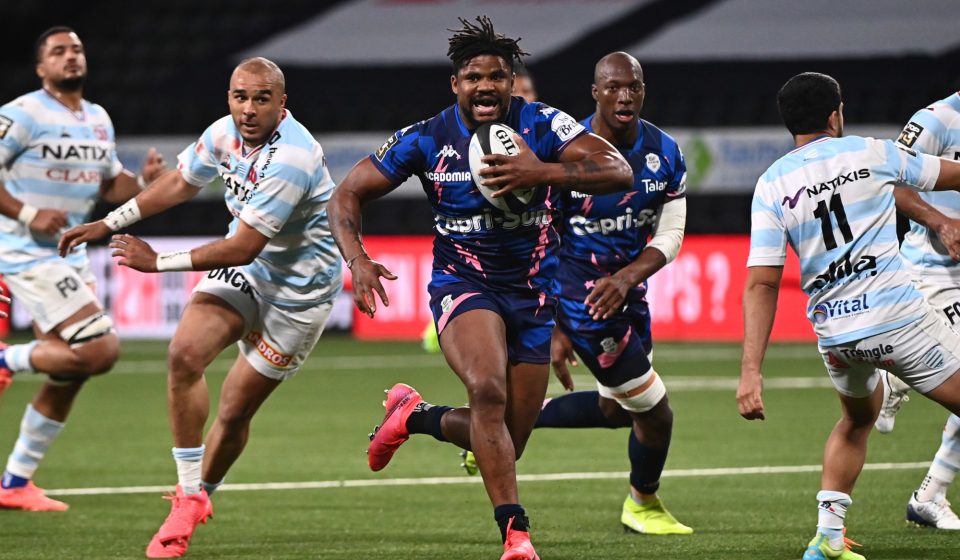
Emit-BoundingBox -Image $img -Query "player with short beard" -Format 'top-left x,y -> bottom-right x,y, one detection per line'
60,57 -> 341,558
0,26 -> 166,512
329,16 -> 631,560
741,72 -> 960,560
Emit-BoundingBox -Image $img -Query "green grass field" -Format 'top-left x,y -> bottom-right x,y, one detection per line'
0,336 -> 956,559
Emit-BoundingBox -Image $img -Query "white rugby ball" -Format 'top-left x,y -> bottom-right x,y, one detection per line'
468,123 -> 536,213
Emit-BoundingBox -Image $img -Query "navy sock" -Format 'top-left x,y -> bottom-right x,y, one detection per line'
628,430 -> 669,495
405,403 -> 451,442
494,503 -> 528,542
535,391 -> 620,428
1,471 -> 29,489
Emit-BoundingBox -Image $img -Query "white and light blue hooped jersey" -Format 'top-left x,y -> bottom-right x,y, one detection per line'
748,135 -> 941,345
896,92 -> 960,283
0,89 -> 123,273
177,110 -> 341,308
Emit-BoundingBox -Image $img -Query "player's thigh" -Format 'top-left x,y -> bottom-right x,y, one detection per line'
5,261 -> 100,334
440,308 -> 509,391
171,293 -> 247,367
237,299 -> 331,381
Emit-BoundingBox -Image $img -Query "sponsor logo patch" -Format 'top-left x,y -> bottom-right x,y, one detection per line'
245,331 -> 293,368
600,337 -> 618,354
897,121 -> 923,148
645,153 -> 661,173
441,294 -> 453,314
810,254 -> 878,292
550,111 -> 584,142
0,116 -> 13,139
812,294 -> 870,324
375,133 -> 398,161
922,346 -> 945,370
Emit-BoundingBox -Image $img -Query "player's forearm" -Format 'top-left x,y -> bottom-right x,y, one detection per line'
182,239 -> 260,270
544,152 -> 632,195
741,276 -> 780,375
100,170 -> 143,205
616,247 -> 666,287
328,189 -> 367,262
0,181 -> 25,220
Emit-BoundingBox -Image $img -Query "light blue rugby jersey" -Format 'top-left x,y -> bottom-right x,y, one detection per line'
177,110 -> 341,308
748,135 -> 941,346
0,89 -> 123,273
896,92 -> 960,282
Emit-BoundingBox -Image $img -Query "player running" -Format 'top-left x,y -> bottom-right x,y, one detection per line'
60,57 -> 341,558
329,16 -> 631,560
0,26 -> 165,512
739,72 -> 960,560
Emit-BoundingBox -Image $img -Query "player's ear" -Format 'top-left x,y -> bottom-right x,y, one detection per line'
591,84 -> 598,102
280,93 -> 287,108
450,74 -> 459,95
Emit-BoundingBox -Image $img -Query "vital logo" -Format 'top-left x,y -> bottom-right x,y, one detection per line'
811,294 -> 870,324
897,122 -> 923,148
810,254 -> 878,292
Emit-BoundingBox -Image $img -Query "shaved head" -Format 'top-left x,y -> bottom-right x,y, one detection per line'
594,51 -> 642,85
233,57 -> 285,93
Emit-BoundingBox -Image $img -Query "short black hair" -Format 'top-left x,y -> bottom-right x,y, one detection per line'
35,26 -> 76,62
447,15 -> 528,73
777,72 -> 842,136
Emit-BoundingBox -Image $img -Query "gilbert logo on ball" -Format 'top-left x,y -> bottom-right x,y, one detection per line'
468,122 -> 536,213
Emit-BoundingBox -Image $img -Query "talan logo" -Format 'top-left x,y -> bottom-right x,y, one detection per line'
811,294 -> 870,324
897,121 -> 923,148
645,153 -> 661,173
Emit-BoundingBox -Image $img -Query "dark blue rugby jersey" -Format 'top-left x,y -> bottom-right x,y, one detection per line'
369,96 -> 587,293
556,116 -> 687,303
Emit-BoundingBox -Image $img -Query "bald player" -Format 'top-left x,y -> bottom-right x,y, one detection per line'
60,57 -> 342,558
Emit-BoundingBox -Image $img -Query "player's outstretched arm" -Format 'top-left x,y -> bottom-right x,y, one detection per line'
738,265 -> 783,421
328,158 -> 399,318
58,170 -> 201,256
108,221 -> 268,273
894,187 -> 960,260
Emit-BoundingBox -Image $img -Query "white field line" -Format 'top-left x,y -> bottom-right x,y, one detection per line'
46,461 -> 929,497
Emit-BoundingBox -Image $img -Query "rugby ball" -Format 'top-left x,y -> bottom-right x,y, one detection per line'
468,123 -> 536,213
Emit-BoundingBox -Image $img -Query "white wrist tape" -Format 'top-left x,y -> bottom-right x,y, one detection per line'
137,175 -> 147,190
647,198 -> 686,264
17,204 -> 39,226
103,199 -> 142,231
156,251 -> 194,272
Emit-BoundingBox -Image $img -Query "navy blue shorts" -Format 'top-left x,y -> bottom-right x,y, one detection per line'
429,275 -> 556,364
557,296 -> 652,388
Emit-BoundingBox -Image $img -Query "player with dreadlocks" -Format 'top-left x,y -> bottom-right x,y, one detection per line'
329,15 -> 631,560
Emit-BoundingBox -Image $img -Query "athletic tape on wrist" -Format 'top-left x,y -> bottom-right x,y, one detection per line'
103,199 -> 142,231
156,251 -> 194,272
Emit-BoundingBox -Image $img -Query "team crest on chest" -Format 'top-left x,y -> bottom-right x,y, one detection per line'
645,153 -> 660,173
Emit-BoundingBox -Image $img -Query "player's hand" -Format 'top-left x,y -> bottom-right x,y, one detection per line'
28,208 -> 68,236
0,287 -> 9,320
479,133 -> 543,197
550,327 -> 577,391
935,219 -> 960,261
140,148 -> 167,184
59,221 -> 112,256
109,234 -> 158,272
349,254 -> 397,318
585,272 -> 632,321
736,370 -> 766,420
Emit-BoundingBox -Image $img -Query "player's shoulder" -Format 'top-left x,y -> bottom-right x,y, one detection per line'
274,111 -> 318,147
638,118 -> 681,153
1,90 -> 46,116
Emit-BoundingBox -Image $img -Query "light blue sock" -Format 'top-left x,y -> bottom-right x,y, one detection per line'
201,478 -> 224,496
1,341 -> 39,373
4,404 -> 65,483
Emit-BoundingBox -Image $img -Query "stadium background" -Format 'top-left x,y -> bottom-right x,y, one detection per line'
3,3 -> 960,560
3,0 -> 960,341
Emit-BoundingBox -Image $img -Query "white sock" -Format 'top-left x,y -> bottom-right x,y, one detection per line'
4,404 -> 64,479
172,445 -> 205,495
816,490 -> 851,549
919,414 -> 960,500
3,341 -> 38,374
